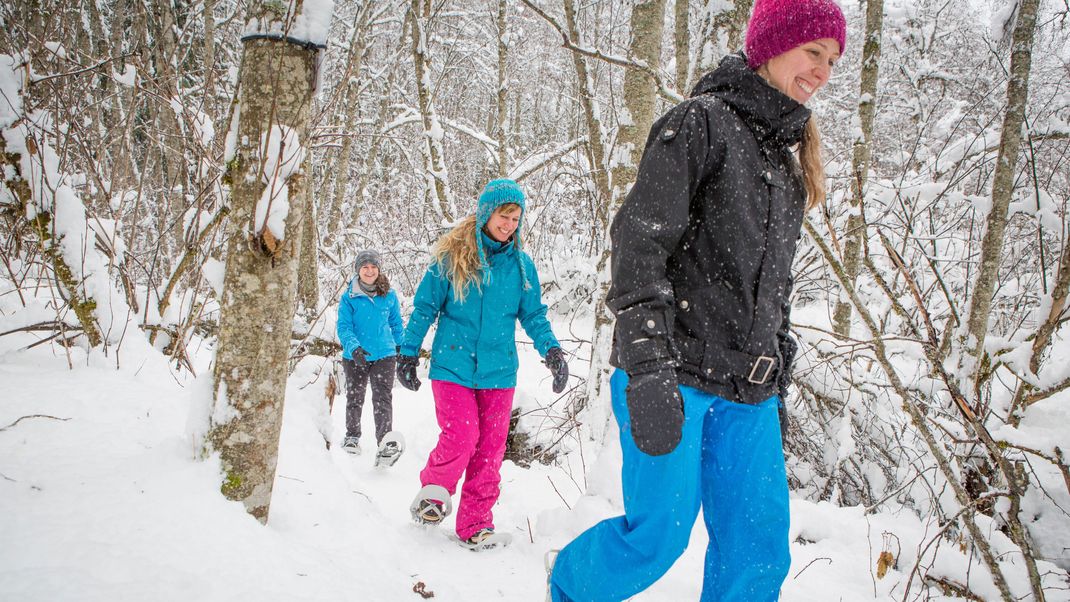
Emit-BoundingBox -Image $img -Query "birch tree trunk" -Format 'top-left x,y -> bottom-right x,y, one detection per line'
958,0 -> 1039,387
832,0 -> 883,337
610,0 -> 665,203
495,0 -> 509,178
410,0 -> 454,223
206,0 -> 327,523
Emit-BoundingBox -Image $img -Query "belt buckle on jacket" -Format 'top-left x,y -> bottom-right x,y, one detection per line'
747,356 -> 776,385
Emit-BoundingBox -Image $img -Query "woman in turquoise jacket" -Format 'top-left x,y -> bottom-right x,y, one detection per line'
397,179 -> 569,551
337,249 -> 404,465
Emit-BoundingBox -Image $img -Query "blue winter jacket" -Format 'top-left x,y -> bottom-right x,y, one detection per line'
400,235 -> 559,389
337,281 -> 404,362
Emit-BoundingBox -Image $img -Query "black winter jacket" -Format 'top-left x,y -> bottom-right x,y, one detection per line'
607,53 -> 807,405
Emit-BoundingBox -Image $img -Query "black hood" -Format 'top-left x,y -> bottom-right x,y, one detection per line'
689,53 -> 810,149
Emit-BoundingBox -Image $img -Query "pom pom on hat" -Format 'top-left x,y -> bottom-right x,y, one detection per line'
744,0 -> 847,70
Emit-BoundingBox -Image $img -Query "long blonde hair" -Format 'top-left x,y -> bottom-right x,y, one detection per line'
431,203 -> 523,301
798,118 -> 826,211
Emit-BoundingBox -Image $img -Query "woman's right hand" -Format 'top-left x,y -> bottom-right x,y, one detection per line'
396,355 -> 421,391
624,369 -> 684,456
352,347 -> 369,369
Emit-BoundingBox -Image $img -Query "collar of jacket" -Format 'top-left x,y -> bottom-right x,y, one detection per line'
479,229 -> 513,257
689,52 -> 811,149
348,278 -> 374,298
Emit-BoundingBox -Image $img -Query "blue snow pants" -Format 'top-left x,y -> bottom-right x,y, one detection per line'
549,369 -> 790,602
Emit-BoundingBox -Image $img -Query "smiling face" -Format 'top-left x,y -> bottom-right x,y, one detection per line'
758,38 -> 840,104
358,263 -> 380,285
484,204 -> 521,243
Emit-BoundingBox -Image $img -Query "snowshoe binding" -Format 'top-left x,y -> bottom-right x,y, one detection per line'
341,436 -> 361,455
410,484 -> 452,526
458,528 -> 512,552
374,431 -> 405,468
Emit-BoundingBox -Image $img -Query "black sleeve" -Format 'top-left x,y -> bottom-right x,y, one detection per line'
607,99 -> 723,374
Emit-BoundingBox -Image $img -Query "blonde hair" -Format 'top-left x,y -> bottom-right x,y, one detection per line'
798,117 -> 826,211
432,203 -> 522,301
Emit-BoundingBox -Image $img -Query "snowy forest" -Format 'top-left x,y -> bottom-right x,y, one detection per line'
2,0 -> 1070,600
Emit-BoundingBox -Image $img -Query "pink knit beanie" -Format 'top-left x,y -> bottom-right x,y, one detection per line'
744,0 -> 847,69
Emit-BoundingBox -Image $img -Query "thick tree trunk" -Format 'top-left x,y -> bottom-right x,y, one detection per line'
206,5 -> 324,522
410,0 -> 454,223
832,0 -> 883,337
610,0 -> 665,202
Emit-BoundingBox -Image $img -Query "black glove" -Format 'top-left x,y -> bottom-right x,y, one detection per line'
776,396 -> 790,445
352,347 -> 369,369
396,354 -> 421,391
624,369 -> 684,456
544,347 -> 569,394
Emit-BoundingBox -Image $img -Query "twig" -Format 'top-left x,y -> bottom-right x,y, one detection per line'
546,475 -> 572,510
792,557 -> 832,579
0,414 -> 71,432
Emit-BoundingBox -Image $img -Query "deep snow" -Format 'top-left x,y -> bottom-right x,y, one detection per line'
1,326 -> 1067,601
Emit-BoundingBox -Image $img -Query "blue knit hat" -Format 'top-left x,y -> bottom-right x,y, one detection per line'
475,179 -> 530,289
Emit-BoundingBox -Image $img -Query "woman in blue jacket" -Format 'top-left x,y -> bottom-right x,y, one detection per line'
337,249 -> 404,465
397,179 -> 569,550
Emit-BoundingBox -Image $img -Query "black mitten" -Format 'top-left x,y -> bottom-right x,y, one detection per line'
353,347 -> 369,369
396,355 -> 421,391
544,347 -> 569,394
624,369 -> 684,456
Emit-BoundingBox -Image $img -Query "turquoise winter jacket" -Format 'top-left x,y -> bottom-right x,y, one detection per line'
337,282 -> 404,362
400,235 -> 559,389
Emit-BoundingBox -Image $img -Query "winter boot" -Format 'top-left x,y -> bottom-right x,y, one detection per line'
458,528 -> 512,552
342,436 -> 360,455
374,431 -> 405,468
410,484 -> 452,526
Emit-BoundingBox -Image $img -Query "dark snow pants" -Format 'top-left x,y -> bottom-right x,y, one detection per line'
550,369 -> 790,601
342,356 -> 397,444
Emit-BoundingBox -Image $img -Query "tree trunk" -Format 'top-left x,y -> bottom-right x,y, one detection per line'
959,0 -> 1039,386
496,0 -> 509,177
296,156 -> 319,318
674,0 -> 690,91
832,0 -> 883,337
563,0 -> 611,223
322,1 -> 373,252
610,0 -> 665,202
206,0 -> 327,523
410,0 -> 454,223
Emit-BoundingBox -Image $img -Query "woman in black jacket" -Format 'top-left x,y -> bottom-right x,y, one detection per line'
548,0 -> 846,600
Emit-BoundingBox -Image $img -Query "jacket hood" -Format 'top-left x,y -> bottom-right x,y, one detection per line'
689,53 -> 811,149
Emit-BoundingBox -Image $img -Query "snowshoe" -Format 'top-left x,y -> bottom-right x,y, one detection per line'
544,549 -> 560,602
341,436 -> 361,455
457,528 -> 512,552
374,431 -> 405,468
410,484 -> 452,525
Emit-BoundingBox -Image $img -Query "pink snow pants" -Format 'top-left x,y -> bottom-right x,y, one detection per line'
420,380 -> 515,540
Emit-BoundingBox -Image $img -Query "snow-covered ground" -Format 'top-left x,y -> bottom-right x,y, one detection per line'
1,327 -> 1067,601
